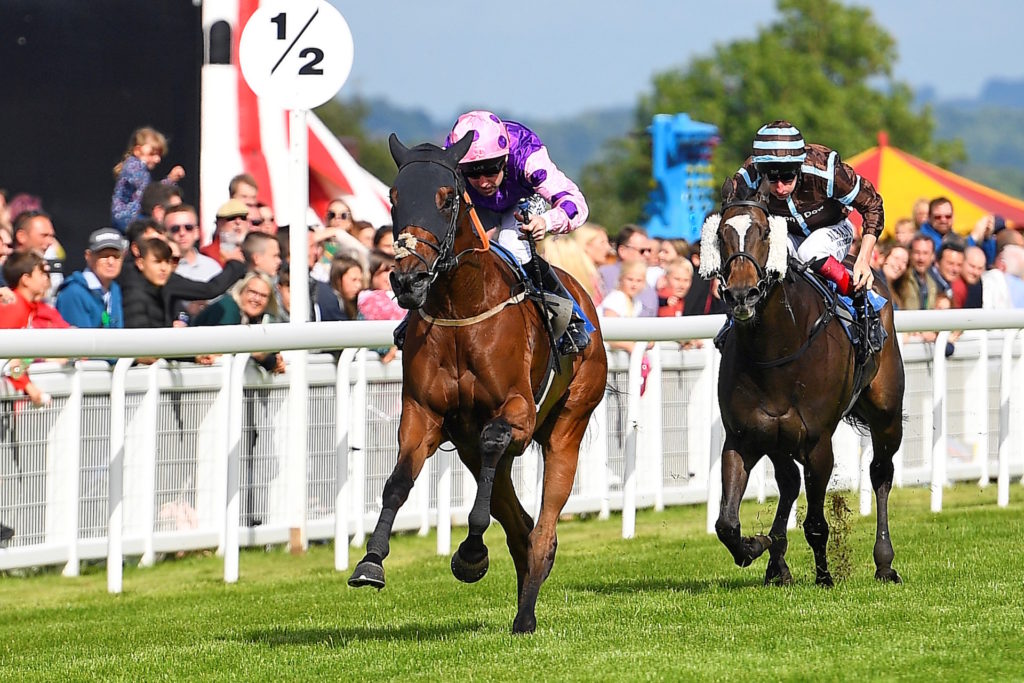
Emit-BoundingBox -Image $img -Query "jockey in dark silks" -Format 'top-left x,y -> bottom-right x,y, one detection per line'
394,110 -> 592,354
719,119 -> 886,356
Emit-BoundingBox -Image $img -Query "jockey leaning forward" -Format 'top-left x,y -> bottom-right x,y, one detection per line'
719,119 -> 886,355
395,109 -> 592,354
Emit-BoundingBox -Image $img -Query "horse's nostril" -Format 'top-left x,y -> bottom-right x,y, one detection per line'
744,287 -> 760,304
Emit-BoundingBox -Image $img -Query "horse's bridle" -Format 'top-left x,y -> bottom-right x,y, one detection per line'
716,199 -> 783,298
392,161 -> 485,289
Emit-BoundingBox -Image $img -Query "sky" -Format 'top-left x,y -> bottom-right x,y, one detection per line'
327,0 -> 1023,121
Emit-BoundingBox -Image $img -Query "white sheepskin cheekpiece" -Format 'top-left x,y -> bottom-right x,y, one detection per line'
766,215 -> 789,277
699,214 -> 722,278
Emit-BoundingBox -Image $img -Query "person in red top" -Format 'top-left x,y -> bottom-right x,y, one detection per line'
0,250 -> 68,405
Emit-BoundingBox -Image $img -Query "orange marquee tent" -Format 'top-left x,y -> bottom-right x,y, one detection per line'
846,132 -> 1024,238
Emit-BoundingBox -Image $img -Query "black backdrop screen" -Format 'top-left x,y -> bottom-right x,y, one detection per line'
0,1 -> 202,270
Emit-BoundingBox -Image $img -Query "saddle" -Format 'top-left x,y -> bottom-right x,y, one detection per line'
796,259 -> 887,366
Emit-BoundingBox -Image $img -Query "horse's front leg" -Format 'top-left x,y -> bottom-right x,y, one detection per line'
451,395 -> 534,585
348,401 -> 442,589
803,437 -> 836,587
715,440 -> 771,568
764,455 -> 801,586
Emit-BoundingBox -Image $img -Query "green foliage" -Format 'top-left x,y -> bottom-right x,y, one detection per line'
0,486 -> 1022,680
582,0 -> 966,231
314,98 -> 397,185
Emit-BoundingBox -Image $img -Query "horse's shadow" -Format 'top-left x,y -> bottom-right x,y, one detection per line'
565,575 -> 761,595
242,619 -> 486,647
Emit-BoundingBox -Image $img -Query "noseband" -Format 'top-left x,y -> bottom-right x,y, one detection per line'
717,199 -> 782,298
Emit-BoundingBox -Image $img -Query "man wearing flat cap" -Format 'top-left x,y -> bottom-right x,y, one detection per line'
200,198 -> 249,267
56,227 -> 128,329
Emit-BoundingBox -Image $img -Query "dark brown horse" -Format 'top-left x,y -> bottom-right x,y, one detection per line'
700,192 -> 905,586
347,134 -> 608,633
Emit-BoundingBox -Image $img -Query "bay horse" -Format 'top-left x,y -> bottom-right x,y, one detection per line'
699,190 -> 905,586
347,133 -> 608,634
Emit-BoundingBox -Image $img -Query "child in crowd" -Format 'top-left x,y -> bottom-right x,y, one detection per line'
111,127 -> 185,231
598,259 -> 649,354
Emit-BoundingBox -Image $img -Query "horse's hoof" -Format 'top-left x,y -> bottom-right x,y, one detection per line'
764,566 -> 793,586
875,567 -> 902,584
451,549 -> 489,583
348,560 -> 386,590
815,573 -> 835,588
512,613 -> 537,635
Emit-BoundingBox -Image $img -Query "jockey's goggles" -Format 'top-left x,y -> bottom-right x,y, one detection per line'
758,164 -> 800,183
461,158 -> 506,179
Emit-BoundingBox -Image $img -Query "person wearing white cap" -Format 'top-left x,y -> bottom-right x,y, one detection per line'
56,227 -> 128,329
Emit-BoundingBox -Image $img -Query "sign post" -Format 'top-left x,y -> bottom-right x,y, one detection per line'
240,0 -> 353,553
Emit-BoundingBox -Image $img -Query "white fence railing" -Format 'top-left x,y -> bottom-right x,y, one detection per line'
1,312 -> 1023,589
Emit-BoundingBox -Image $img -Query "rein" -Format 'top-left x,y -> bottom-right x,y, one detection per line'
751,275 -> 836,368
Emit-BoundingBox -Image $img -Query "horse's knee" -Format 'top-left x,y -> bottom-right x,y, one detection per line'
715,518 -> 740,546
480,418 -> 513,459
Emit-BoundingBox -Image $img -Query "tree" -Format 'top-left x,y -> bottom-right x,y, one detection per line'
314,98 -> 398,185
582,0 -> 965,233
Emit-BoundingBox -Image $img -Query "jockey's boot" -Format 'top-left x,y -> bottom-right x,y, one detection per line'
536,258 -> 591,355
854,289 -> 886,359
809,255 -> 854,296
0,523 -> 13,546
393,314 -> 409,349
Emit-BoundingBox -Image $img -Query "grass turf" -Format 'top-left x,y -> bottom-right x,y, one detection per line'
1,484 -> 1022,681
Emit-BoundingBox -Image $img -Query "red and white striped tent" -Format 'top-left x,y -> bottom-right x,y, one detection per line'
199,0 -> 392,242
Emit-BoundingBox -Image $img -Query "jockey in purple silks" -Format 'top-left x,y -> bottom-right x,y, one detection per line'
394,110 -> 592,354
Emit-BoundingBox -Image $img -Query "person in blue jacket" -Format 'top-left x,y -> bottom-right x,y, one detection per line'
55,228 -> 127,329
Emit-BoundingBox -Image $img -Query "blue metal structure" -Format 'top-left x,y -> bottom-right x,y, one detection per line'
644,113 -> 719,242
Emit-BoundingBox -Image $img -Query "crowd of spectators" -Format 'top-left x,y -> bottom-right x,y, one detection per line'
2,124 -> 1020,411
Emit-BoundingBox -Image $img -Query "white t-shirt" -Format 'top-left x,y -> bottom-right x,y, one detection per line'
598,289 -> 644,318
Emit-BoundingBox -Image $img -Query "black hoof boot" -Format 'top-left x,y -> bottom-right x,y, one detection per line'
451,547 -> 489,583
348,555 -> 386,590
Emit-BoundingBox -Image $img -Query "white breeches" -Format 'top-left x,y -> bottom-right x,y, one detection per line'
788,219 -> 854,263
494,210 -> 533,264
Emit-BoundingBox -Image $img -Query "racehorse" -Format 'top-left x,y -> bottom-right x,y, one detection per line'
699,189 -> 905,586
348,133 -> 608,634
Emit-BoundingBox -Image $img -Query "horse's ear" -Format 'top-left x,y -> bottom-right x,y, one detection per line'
754,178 -> 771,205
445,132 -> 474,168
389,133 -> 411,169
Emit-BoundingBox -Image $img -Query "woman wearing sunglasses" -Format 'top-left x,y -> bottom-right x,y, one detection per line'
721,120 -> 884,302
439,109 -> 592,353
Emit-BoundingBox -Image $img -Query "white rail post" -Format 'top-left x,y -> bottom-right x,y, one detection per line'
224,354 -> 248,583
706,345 -> 722,535
931,331 -> 950,513
107,358 -> 133,594
966,331 -> 990,486
61,363 -> 84,577
622,344 -> 646,539
213,356 -> 233,555
859,433 -> 873,517
1013,331 -> 1024,492
998,331 -> 1014,507
647,344 -> 664,512
350,349 -> 368,548
436,445 -> 452,556
334,349 -> 356,571
139,361 -> 162,568
594,393 -> 610,520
